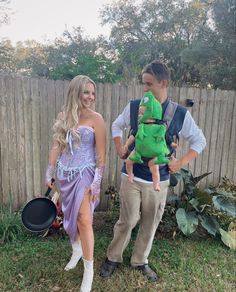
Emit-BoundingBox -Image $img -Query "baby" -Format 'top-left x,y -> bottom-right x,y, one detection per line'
124,91 -> 175,191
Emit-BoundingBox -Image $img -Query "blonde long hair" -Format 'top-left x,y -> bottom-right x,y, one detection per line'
53,75 -> 96,150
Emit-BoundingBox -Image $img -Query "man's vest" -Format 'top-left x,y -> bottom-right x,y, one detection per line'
121,97 -> 187,181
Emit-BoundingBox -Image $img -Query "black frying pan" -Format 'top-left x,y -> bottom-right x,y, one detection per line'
21,185 -> 57,232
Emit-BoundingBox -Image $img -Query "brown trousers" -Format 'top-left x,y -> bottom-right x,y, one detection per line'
107,175 -> 169,266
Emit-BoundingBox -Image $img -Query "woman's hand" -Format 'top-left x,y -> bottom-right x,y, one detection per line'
86,187 -> 100,203
47,180 -> 55,189
89,166 -> 104,203
45,165 -> 56,187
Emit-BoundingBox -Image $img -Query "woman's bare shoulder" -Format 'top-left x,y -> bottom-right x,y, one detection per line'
90,111 -> 105,130
91,110 -> 104,121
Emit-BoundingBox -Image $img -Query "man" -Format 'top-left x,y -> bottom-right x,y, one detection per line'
100,60 -> 206,281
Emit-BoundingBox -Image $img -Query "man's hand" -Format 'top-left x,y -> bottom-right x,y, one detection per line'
116,144 -> 128,159
168,156 -> 183,174
168,149 -> 199,174
114,137 -> 129,159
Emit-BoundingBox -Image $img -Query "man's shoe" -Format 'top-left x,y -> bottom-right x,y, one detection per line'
134,264 -> 159,282
100,258 -> 120,277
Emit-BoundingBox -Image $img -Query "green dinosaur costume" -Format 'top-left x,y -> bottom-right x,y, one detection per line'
129,91 -> 170,165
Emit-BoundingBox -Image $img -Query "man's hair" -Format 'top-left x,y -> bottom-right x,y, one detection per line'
142,60 -> 170,81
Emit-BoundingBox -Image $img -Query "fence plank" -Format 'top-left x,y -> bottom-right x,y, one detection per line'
22,77 -> 34,201
47,80 -> 57,152
0,76 -> 10,203
14,77 -> 26,206
95,83 -> 104,115
99,83 -> 112,210
55,80 -> 64,115
220,91 -> 234,180
204,89 -> 216,186
188,87 -> 200,174
191,88 -> 204,179
226,91 -> 236,180
207,89 -> 219,186
109,84 -> 120,188
39,78 -> 49,192
31,78 -> 41,196
213,90 -> 228,185
198,89 -> 209,188
6,77 -> 19,207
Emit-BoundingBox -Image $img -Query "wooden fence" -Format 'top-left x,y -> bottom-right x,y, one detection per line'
0,75 -> 235,210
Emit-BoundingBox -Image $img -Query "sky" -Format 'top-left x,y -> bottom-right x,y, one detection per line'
1,0 -> 114,44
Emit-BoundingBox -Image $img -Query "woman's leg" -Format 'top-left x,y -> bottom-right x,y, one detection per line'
77,190 -> 94,260
78,190 -> 94,292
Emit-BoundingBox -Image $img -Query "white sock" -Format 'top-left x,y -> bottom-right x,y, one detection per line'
64,241 -> 83,271
80,258 -> 94,292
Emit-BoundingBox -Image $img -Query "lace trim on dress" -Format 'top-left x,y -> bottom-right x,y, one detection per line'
57,160 -> 96,182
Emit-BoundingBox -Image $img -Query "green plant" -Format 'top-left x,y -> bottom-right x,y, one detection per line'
171,168 -> 236,249
0,206 -> 24,244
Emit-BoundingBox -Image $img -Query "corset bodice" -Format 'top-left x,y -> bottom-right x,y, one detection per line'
57,126 -> 96,181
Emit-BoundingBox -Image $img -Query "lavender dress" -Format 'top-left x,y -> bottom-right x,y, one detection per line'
56,126 -> 98,243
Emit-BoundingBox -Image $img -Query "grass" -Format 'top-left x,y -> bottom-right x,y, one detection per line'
0,212 -> 235,292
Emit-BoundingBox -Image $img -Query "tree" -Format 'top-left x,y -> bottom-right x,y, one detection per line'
100,0 -> 235,89
0,25 -> 120,82
49,53 -> 120,83
47,28 -> 120,82
0,39 -> 16,73
1,0 -> 234,89
181,0 -> 236,89
14,40 -> 49,77
100,0 -> 210,84
0,0 -> 11,27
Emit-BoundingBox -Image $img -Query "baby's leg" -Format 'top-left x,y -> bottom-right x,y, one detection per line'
148,158 -> 160,191
125,150 -> 135,183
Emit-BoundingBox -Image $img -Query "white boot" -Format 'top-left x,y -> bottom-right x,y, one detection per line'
80,258 -> 94,292
64,241 -> 83,271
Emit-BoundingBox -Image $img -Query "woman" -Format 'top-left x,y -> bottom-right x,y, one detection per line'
45,75 -> 106,292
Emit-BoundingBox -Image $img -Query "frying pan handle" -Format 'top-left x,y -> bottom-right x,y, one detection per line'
44,178 -> 55,197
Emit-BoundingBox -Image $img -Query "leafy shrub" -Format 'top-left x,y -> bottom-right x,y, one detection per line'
0,206 -> 24,244
215,176 -> 236,195
171,169 -> 236,250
